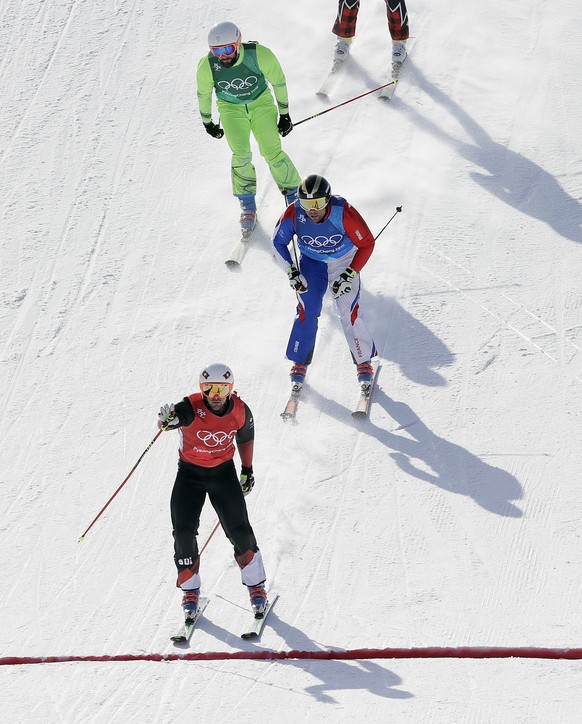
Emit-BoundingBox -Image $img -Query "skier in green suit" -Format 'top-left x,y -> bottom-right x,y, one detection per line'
196,21 -> 302,235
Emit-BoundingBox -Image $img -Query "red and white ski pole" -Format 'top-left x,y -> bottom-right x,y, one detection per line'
294,81 -> 396,128
78,419 -> 173,541
199,521 -> 221,555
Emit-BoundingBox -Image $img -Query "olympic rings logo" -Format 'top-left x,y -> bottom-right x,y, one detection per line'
217,76 -> 258,92
301,234 -> 344,248
196,429 -> 237,447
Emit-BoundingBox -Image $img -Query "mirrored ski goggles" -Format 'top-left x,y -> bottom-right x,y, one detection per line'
210,44 -> 237,58
200,382 -> 233,398
299,196 -> 328,211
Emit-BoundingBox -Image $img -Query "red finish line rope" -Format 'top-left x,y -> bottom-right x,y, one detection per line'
2,647 -> 582,666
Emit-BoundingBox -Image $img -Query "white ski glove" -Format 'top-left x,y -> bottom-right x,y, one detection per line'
158,403 -> 179,429
331,267 -> 356,297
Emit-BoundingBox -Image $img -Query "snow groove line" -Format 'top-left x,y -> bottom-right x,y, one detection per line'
2,647 -> 582,666
0,0 -> 82,169
424,245 -> 582,360
420,262 -> 560,363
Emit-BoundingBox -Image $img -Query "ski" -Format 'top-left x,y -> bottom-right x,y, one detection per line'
316,60 -> 345,97
170,596 -> 210,642
225,224 -> 257,269
241,592 -> 279,640
378,78 -> 399,101
379,38 -> 415,100
352,359 -> 380,419
280,384 -> 303,424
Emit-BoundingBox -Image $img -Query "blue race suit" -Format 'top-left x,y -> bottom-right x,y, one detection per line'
272,196 -> 377,365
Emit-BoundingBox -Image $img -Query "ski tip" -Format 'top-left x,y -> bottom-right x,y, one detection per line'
352,410 -> 368,420
379,82 -> 398,102
241,631 -> 258,640
225,259 -> 241,270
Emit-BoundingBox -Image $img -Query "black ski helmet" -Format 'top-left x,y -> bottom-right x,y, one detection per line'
297,175 -> 331,205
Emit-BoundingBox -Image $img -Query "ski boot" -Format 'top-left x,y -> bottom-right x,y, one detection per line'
247,583 -> 268,619
240,210 -> 257,237
290,363 -> 307,394
283,187 -> 298,206
391,40 -> 407,78
357,361 -> 374,394
333,37 -> 352,63
236,194 -> 258,238
182,588 -> 200,622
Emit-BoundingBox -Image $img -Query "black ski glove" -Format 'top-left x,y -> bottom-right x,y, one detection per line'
203,121 -> 224,139
287,265 -> 308,293
240,466 -> 255,496
331,267 -> 356,297
277,113 -> 293,137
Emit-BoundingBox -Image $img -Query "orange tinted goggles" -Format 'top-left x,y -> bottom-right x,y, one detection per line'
201,382 -> 233,398
299,197 -> 328,211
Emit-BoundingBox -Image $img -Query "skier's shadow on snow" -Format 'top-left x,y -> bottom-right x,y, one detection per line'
315,56 -> 380,105
307,385 -> 522,517
393,61 -> 582,243
364,292 -> 455,386
321,292 -> 453,387
263,612 -> 413,703
180,611 -> 413,702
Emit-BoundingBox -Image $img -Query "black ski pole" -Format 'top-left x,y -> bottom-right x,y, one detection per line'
294,81 -> 397,128
375,206 -> 402,240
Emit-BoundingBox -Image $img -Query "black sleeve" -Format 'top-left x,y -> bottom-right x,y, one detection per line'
173,397 -> 195,427
235,402 -> 255,444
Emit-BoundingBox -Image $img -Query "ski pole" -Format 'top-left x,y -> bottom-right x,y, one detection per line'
78,419 -> 173,541
375,206 -> 402,240
294,81 -> 396,127
289,233 -> 307,294
199,520 -> 221,556
291,234 -> 301,269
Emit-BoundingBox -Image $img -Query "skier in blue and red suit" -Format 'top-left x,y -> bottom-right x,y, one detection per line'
272,174 -> 378,390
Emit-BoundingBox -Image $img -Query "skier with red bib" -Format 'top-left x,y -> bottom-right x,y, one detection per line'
158,363 -> 267,621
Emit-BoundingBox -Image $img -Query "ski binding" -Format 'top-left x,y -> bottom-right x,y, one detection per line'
241,592 -> 279,640
170,596 -> 210,642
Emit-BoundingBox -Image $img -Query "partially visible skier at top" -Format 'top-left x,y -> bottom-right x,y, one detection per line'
196,21 -> 301,237
331,0 -> 410,77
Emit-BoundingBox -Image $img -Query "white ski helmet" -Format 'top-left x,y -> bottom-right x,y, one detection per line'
207,21 -> 241,49
199,362 -> 234,397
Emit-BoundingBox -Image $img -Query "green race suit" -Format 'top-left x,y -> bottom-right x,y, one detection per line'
197,43 -> 301,197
